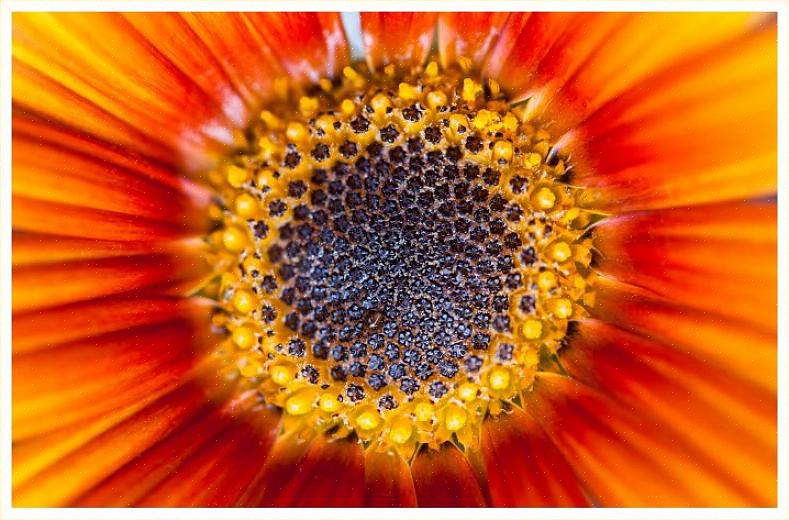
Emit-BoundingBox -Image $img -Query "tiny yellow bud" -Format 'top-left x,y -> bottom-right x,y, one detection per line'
226,165 -> 249,188
222,227 -> 247,252
445,404 -> 467,431
389,416 -> 414,444
414,402 -> 435,422
370,93 -> 391,113
425,61 -> 439,78
356,409 -> 381,430
426,90 -> 448,110
319,393 -> 341,413
234,193 -> 258,218
286,122 -> 308,143
259,110 -> 282,129
551,242 -> 573,263
340,98 -> 356,116
524,152 -> 542,169
532,187 -> 556,210
493,141 -> 514,163
461,78 -> 482,103
270,363 -> 296,385
537,270 -> 557,290
458,383 -> 479,402
522,319 -> 543,340
285,388 -> 317,416
232,326 -> 255,349
550,298 -> 574,319
232,290 -> 255,314
239,358 -> 262,378
299,96 -> 319,117
488,366 -> 511,390
398,82 -> 419,101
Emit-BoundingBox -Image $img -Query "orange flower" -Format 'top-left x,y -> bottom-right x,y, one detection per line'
10,12 -> 777,508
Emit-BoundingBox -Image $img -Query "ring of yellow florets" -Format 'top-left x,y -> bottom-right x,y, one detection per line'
204,60 -> 596,455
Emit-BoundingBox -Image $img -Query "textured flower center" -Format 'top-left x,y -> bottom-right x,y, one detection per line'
206,61 -> 596,451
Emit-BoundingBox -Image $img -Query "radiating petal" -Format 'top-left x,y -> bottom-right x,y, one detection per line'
272,436 -> 365,507
361,13 -> 438,71
12,252 -> 209,313
567,25 -> 776,210
364,448 -> 417,507
13,381 -> 213,506
12,318 -> 212,440
411,443 -> 486,507
481,408 -> 589,506
592,201 -> 776,331
525,373 -> 774,506
561,320 -> 776,505
437,13 -> 510,68
135,405 -> 279,507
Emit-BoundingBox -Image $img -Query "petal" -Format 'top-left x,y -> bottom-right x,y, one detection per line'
135,405 -> 279,506
411,444 -> 487,507
525,373 -> 773,506
243,13 -> 349,83
12,252 -> 209,313
13,381 -> 213,506
481,408 -> 589,506
567,24 -> 777,210
12,317 -> 212,440
437,13 -> 510,68
364,448 -> 417,507
561,319 -> 776,505
592,201 -> 776,331
13,13 -> 235,167
271,436 -> 365,507
591,277 -> 776,393
361,13 -> 438,71
13,133 -> 208,225
12,296 -> 208,355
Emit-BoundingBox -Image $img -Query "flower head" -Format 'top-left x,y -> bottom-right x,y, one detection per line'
10,11 -> 777,508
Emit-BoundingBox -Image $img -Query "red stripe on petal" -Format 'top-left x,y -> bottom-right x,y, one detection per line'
12,253 -> 208,313
411,444 -> 486,507
593,202 -> 776,331
437,13 -> 510,69
361,13 -> 438,71
568,25 -> 776,210
135,405 -> 279,506
481,408 -> 589,506
272,436 -> 365,507
561,320 -> 776,505
364,448 -> 417,507
12,318 -> 212,440
12,382 -> 211,506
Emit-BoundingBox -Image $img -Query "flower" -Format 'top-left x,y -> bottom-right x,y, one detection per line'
10,12 -> 777,508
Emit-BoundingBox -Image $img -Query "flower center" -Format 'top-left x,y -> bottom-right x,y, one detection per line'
205,61 -> 596,453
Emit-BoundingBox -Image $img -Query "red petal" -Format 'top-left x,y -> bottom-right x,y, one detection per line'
13,382 -> 211,506
525,373 -> 773,506
568,25 -> 776,210
364,448 -> 417,507
437,13 -> 510,68
411,443 -> 487,507
12,318 -> 212,440
481,408 -> 589,506
271,436 -> 365,506
135,406 -> 279,506
561,319 -> 776,505
593,201 -> 776,332
360,13 -> 438,71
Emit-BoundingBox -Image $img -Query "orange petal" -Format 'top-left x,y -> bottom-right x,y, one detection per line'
561,319 -> 776,505
364,448 -> 417,507
12,296 -> 208,354
12,252 -> 209,313
360,13 -> 438,71
12,317 -> 212,440
244,13 -> 349,83
525,373 -> 773,506
13,382 -> 212,507
437,13 -> 510,68
13,196 -> 199,241
568,25 -> 776,210
13,13 -> 236,167
481,408 -> 589,506
592,201 -> 776,331
591,277 -> 776,393
411,444 -> 487,507
13,134 -> 208,225
271,436 -> 365,506
135,405 -> 279,506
